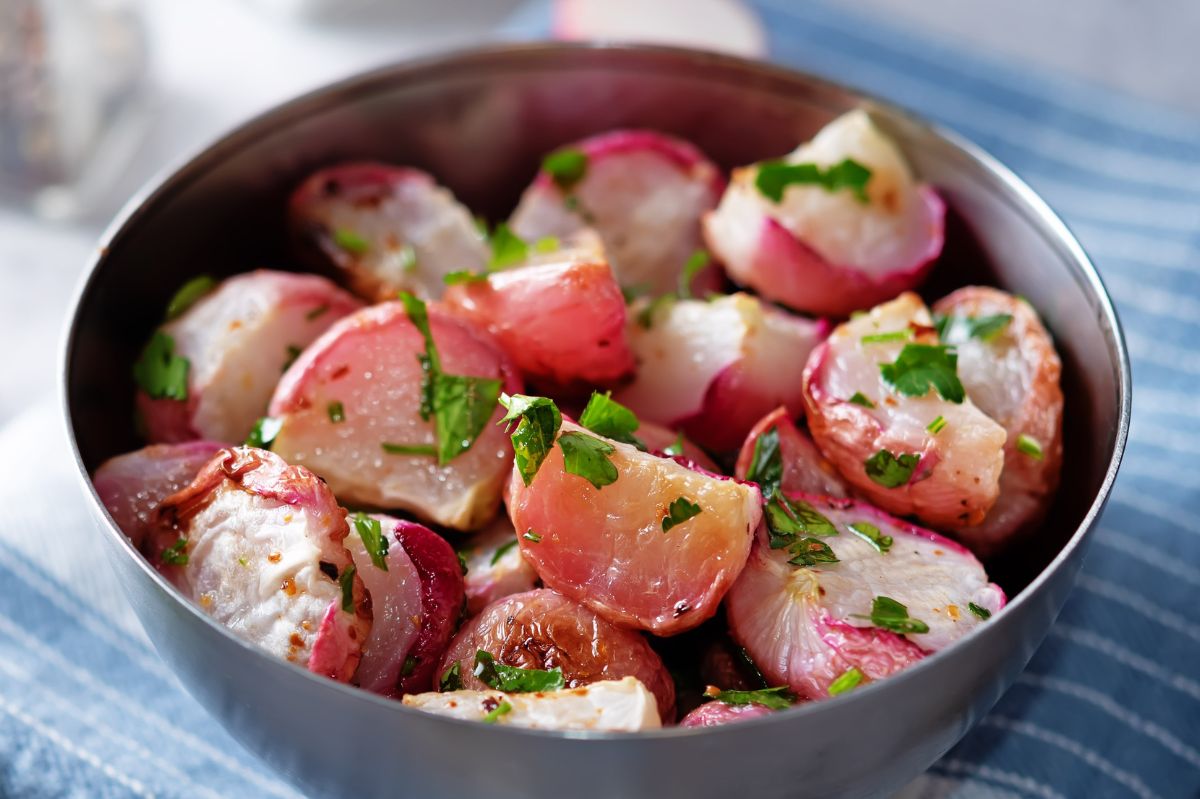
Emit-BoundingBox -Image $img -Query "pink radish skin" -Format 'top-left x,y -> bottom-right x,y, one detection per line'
137,270 -> 362,445
93,440 -> 225,550
510,130 -> 725,295
679,702 -> 773,728
726,493 -> 1005,700
268,301 -> 521,531
735,407 -> 851,498
289,162 -> 488,302
636,420 -> 722,474
461,515 -> 540,616
507,420 -> 761,635
933,287 -> 1064,555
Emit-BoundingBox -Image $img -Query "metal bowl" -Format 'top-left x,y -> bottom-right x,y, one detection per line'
61,43 -> 1129,799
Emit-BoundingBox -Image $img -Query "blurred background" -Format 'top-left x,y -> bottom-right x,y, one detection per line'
0,0 -> 1197,423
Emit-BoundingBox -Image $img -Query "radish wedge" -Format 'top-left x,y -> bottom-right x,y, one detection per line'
679,702 -> 773,728
460,515 -> 540,616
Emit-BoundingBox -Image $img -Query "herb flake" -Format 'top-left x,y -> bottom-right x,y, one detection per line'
245,416 -> 282,449
352,512 -> 389,570
755,158 -> 872,204
522,530 -> 542,543
487,223 -> 528,271
861,330 -> 911,345
542,147 -> 588,190
787,537 -> 839,567
579,391 -> 644,449
744,427 -> 783,497
879,344 -> 965,403
1017,434 -> 1044,460
864,449 -> 919,489
968,602 -> 992,620
339,564 -> 356,613
848,392 -> 876,408
558,431 -> 619,489
490,538 -> 518,567
133,332 -> 190,401
704,685 -> 794,710
327,401 -> 345,423
473,650 -> 565,693
926,415 -> 947,434
662,497 -> 702,532
679,249 -> 710,298
165,275 -> 216,320
847,521 -> 893,553
860,595 -> 929,635
498,393 -> 563,486
439,661 -> 463,692
161,537 -> 189,566
481,699 -> 513,724
828,667 -> 864,696
332,228 -> 369,255
381,442 -> 436,456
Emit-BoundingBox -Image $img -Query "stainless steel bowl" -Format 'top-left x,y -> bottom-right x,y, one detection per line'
61,43 -> 1130,799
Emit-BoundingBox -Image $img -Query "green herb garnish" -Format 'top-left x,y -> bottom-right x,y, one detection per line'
926,415 -> 947,434
491,538 -> 519,567
245,416 -> 282,449
662,497 -> 702,532
522,530 -> 542,543
339,564 -> 356,613
679,249 -> 710,299
533,236 -> 559,253
282,344 -> 302,372
968,602 -> 992,620
636,294 -> 675,329
443,270 -> 489,286
481,699 -> 513,724
858,595 -> 929,635
704,685 -> 794,710
398,243 -> 418,273
861,330 -> 911,345
828,667 -> 864,696
327,401 -> 345,423
787,537 -> 839,567
848,392 -> 875,408
847,521 -> 892,553
579,391 -> 645,449
332,228 -> 369,255
864,449 -> 919,488
621,284 -> 652,305
381,442 -> 436,456
439,661 -> 463,691
473,650 -> 565,693
498,393 -> 563,486
401,656 -> 417,677
352,512 -> 389,570
939,313 -> 1013,343
456,551 -> 469,576
765,494 -> 838,546
1016,434 -> 1044,460
161,537 -> 189,566
879,344 -> 965,403
744,427 -> 782,497
488,223 -> 529,270
662,431 -> 686,458
542,147 -> 588,190
755,158 -> 872,204
165,275 -> 216,320
558,431 -> 618,489
133,332 -> 190,400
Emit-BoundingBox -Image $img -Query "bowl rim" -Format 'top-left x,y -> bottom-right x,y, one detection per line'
59,40 -> 1131,741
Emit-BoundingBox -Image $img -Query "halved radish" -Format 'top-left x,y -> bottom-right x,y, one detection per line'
135,270 -> 362,445
507,419 -> 761,634
735,407 -> 850,498
442,231 -> 634,388
268,301 -> 520,531
803,292 -> 1006,529
509,130 -> 725,295
149,447 -> 370,682
725,493 -> 1004,700
289,162 -> 488,301
614,293 -> 827,453
438,589 -> 675,720
461,514 -> 540,616
703,110 -> 944,317
93,440 -> 225,550
933,287 -> 1064,555
679,701 -> 773,728
637,419 -> 721,474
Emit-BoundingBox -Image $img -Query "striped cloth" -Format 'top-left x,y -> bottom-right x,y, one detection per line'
1,3 -> 1197,798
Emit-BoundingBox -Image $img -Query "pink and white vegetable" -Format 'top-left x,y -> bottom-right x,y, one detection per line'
136,270 -> 362,445
150,447 -> 370,682
289,162 -> 488,301
703,110 -> 944,317
803,292 -> 1006,529
679,702 -> 773,728
507,421 -> 761,635
726,494 -> 1005,700
438,589 -> 676,720
268,301 -> 521,531
933,287 -> 1064,555
405,677 -> 661,731
615,293 -> 827,452
93,440 -> 225,549
442,232 -> 635,388
637,419 -> 721,474
461,515 -> 540,616
510,130 -> 725,295
736,407 -> 851,498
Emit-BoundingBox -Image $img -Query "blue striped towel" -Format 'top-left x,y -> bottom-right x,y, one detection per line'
1,3 -> 1197,798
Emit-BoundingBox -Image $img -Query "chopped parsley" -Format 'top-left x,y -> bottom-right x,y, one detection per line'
456,551 -> 469,576
828,667 -> 864,696
879,344 -> 965,403
439,661 -> 463,692
864,449 -> 919,489
305,304 -> 330,322
636,294 -> 676,329
488,223 -> 529,270
473,650 -> 565,692
533,236 -> 559,253
847,521 -> 892,553
704,685 -> 794,710
381,442 -> 436,456
327,401 -> 345,423
490,538 -> 518,566
744,427 -> 783,497
621,284 -> 652,304
968,602 -> 992,620
398,243 -> 418,274
481,699 -> 513,724
339,564 -> 356,613
662,431 -> 685,458
542,147 -> 588,190
961,313 -> 1014,343
787,537 -> 839,567
161,537 -> 189,566
165,275 -> 216,320
443,270 -> 489,286
679,249 -> 710,299
558,431 -> 619,489
579,390 -> 645,449
765,494 -> 838,546
848,392 -> 876,408
662,497 -> 702,532
401,656 -> 417,677
352,512 -> 389,570
245,416 -> 282,449
861,330 -> 911,345
332,228 -> 369,255
522,530 -> 542,543
1017,434 -> 1044,460
755,158 -> 872,204
859,595 -> 929,635
282,344 -> 302,372
133,332 -> 190,400
926,415 -> 947,434
498,393 -> 563,486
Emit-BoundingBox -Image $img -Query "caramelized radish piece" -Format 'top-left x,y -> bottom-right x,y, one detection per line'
803,292 -> 1006,529
510,130 -> 725,295
461,515 -> 540,616
679,702 -> 773,728
507,420 -> 761,635
93,441 -> 225,549
405,677 -> 661,731
933,287 -> 1064,555
438,589 -> 676,720
289,162 -> 488,301
269,301 -> 520,530
735,407 -> 850,498
726,494 -> 1004,700
136,270 -> 362,445
637,419 -> 721,474
442,231 -> 634,388
150,447 -> 369,681
615,294 -> 827,453
704,110 -> 944,316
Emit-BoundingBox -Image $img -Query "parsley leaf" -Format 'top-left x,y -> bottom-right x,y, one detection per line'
161,537 -> 189,566
879,344 -> 965,403
533,236 -> 559,253
473,650 -> 565,693
481,699 -> 513,724
860,595 -> 929,635
765,494 -> 838,547
787,537 -> 839,567
498,393 -> 563,486
861,330 -> 911,345
381,442 -> 437,456
558,431 -> 618,489
443,270 -> 489,286
926,415 -> 947,434
1017,434 -> 1044,460
401,656 -> 417,677
339,564 -> 356,613
679,249 -> 710,299
848,392 -> 875,408
744,427 -> 783,497
522,530 -> 541,543
940,313 -> 1013,343
439,661 -> 463,692
398,291 -> 439,420
704,685 -> 794,710
327,401 -> 345,423
864,449 -> 919,488
662,431 -> 685,458
579,391 -> 645,449
968,602 -> 992,620
133,332 -> 190,400
398,243 -> 418,274
755,158 -> 872,204
165,275 -> 216,320
490,538 -> 518,567
488,223 -> 529,270
245,416 -> 282,449
332,228 -> 369,255
662,497 -> 702,532
847,521 -> 892,553
621,284 -> 652,304
542,147 -> 588,190
352,512 -> 389,570
828,667 -> 864,696
282,344 -> 302,372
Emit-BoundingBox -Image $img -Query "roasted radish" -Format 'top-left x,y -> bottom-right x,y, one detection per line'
725,494 -> 1004,700
134,270 -> 361,445
933,287 -> 1064,554
289,162 -> 488,301
704,110 -> 944,316
510,130 -> 724,294
802,292 -> 1006,529
461,515 -> 540,616
736,407 -> 851,499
